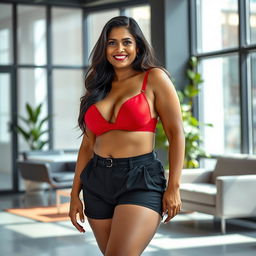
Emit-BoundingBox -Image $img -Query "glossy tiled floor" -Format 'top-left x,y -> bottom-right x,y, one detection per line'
1,192 -> 256,256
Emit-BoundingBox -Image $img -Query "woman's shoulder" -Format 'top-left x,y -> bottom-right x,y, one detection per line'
148,67 -> 170,83
145,68 -> 174,98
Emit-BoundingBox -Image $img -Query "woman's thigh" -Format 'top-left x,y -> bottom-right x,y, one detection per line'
105,204 -> 161,256
87,217 -> 112,255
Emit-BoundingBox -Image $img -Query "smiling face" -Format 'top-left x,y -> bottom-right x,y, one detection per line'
106,26 -> 138,70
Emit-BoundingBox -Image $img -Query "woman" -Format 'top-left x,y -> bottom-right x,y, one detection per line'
69,16 -> 185,256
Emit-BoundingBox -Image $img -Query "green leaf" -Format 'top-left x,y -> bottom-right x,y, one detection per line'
15,102 -> 50,150
30,128 -> 40,140
184,86 -> 191,97
16,125 -> 30,141
37,115 -> 51,131
197,121 -> 214,127
186,70 -> 195,80
38,129 -> 49,138
177,90 -> 184,103
189,56 -> 197,68
194,73 -> 203,84
34,103 -> 42,123
190,88 -> 200,97
37,140 -> 49,150
26,103 -> 36,123
190,116 -> 199,126
30,129 -> 49,141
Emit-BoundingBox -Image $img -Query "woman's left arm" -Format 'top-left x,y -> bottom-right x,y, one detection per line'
149,68 -> 185,223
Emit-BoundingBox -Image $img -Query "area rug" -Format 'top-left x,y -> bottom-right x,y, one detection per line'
5,202 -> 71,222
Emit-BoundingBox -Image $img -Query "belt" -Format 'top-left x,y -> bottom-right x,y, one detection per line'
92,150 -> 157,168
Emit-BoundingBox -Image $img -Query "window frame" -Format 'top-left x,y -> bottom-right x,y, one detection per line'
190,0 -> 256,156
0,0 -> 150,193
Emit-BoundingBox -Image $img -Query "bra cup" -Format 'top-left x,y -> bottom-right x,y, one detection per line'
117,94 -> 151,129
84,107 -> 107,134
84,69 -> 157,136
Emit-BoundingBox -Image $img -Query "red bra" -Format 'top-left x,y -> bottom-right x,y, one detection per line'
84,69 -> 158,137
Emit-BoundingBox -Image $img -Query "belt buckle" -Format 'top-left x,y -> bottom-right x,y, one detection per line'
105,158 -> 113,167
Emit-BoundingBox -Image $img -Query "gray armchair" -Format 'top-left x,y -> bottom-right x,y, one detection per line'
17,159 -> 75,204
167,155 -> 256,234
17,160 -> 75,189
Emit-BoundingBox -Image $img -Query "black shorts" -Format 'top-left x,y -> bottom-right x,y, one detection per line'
80,150 -> 167,219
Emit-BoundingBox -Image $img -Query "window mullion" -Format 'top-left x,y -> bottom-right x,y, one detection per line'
46,5 -> 53,149
239,0 -> 250,153
189,0 -> 198,55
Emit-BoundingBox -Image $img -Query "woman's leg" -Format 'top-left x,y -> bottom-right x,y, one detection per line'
104,204 -> 161,256
87,218 -> 112,255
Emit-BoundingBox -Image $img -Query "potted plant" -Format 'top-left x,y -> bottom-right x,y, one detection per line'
16,103 -> 50,150
16,102 -> 50,194
155,56 -> 213,169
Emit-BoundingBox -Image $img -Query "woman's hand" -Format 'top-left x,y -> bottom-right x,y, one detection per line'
162,187 -> 182,223
69,195 -> 85,233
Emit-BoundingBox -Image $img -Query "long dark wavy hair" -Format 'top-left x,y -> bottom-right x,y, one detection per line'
78,16 -> 166,137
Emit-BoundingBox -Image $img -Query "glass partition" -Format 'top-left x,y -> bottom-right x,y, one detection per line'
0,72 -> 12,190
124,5 -> 151,42
0,3 -> 13,65
18,68 -> 48,152
251,52 -> 256,153
250,0 -> 256,44
197,0 -> 238,53
199,55 -> 241,154
17,5 -> 46,65
87,9 -> 119,57
52,7 -> 83,65
52,69 -> 83,149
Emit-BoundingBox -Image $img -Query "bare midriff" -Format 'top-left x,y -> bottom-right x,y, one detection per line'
93,131 -> 156,158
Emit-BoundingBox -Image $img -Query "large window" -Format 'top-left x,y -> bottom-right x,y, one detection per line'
87,9 -> 119,57
124,5 -> 151,42
250,0 -> 256,43
0,4 -> 13,65
197,0 -> 238,53
87,6 -> 151,58
199,55 -> 240,154
18,68 -> 48,152
17,5 -> 46,65
52,7 -> 83,65
51,7 -> 83,149
0,2 -> 151,193
194,0 -> 256,154
252,52 -> 256,153
52,69 -> 83,149
0,72 -> 12,190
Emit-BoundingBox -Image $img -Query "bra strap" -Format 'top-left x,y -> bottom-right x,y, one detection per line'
141,69 -> 151,92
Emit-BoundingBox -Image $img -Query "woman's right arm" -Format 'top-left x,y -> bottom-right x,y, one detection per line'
69,128 -> 95,233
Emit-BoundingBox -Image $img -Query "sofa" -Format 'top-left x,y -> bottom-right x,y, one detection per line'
170,155 -> 256,234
